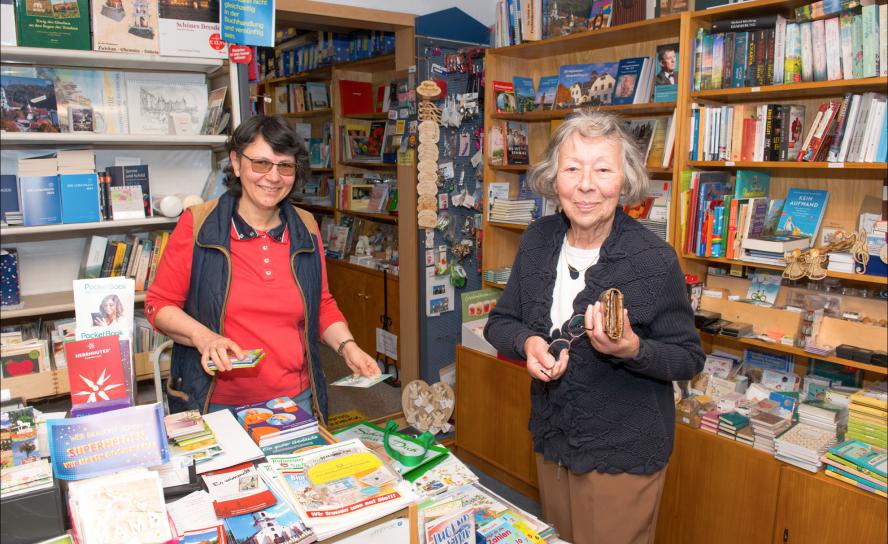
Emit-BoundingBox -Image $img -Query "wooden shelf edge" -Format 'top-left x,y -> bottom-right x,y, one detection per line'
691,77 -> 888,102
682,254 -> 888,285
1,216 -> 178,238
488,221 -> 529,231
282,108 -> 333,118
325,257 -> 399,279
688,160 -> 888,171
339,209 -> 398,223
492,101 -> 676,122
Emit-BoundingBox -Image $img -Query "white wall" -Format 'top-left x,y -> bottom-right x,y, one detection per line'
317,0 -> 496,28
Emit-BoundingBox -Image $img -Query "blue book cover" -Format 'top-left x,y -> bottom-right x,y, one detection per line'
777,188 -> 829,238
19,175 -> 61,226
60,173 -> 101,224
732,32 -> 749,87
0,249 -> 21,307
654,43 -> 679,102
47,403 -> 169,480
0,174 -> 18,222
878,111 -> 888,162
235,396 -> 316,443
612,57 -> 646,105
512,76 -> 536,112
534,75 -> 559,110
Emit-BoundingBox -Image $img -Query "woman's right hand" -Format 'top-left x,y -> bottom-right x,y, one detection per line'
524,336 -> 568,382
193,330 -> 245,374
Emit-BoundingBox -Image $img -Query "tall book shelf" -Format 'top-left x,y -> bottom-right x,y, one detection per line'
458,3 -> 887,542
0,47 -> 239,401
262,1 -> 419,383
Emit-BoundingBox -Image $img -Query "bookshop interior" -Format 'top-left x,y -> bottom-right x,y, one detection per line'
1,0 -> 888,542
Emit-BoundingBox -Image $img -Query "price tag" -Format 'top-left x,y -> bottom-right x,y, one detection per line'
828,162 -> 844,168
751,87 -> 761,92
725,161 -> 735,166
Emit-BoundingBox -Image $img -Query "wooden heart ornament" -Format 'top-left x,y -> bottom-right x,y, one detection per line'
401,379 -> 455,435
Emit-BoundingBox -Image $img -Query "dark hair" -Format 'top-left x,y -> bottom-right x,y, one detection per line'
223,114 -> 311,198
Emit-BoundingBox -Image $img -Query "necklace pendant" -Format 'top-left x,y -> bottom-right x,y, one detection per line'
568,265 -> 580,280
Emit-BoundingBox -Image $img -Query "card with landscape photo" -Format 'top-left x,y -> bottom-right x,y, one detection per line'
554,63 -> 618,109
0,75 -> 60,133
124,72 -> 208,135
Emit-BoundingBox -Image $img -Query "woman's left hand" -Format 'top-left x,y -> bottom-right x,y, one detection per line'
584,302 -> 641,359
342,342 -> 382,377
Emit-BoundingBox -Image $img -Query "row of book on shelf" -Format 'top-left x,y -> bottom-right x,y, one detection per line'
689,93 -> 888,164
678,347 -> 886,497
692,3 -> 888,92
3,152 -> 163,227
681,168 -> 887,270
272,77 -> 396,119
493,44 -> 679,115
5,0 -> 225,57
488,112 -> 677,169
1,65 -> 226,136
492,0 -> 694,48
254,28 -> 396,82
321,214 -> 399,272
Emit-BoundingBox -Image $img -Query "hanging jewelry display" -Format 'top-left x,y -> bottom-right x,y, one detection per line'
416,80 -> 443,229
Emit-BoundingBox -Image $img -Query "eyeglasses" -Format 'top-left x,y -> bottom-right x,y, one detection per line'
547,313 -> 593,359
239,152 -> 298,177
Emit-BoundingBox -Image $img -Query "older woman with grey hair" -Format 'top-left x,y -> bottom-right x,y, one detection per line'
484,111 -> 704,544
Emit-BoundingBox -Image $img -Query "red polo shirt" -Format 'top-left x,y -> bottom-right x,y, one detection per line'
145,209 -> 345,405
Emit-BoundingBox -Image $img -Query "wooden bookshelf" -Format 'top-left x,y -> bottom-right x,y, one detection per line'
489,164 -> 528,172
1,216 -> 178,240
688,160 -> 888,170
339,161 -> 398,170
341,112 -> 390,120
282,108 -> 333,118
682,254 -> 888,285
339,210 -> 398,224
491,101 -> 677,121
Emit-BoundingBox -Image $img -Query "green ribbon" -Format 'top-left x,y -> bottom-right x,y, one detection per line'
383,420 -> 436,467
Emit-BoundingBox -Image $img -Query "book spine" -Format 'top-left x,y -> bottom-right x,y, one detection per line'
801,21 -> 814,81
764,28 -> 776,86
826,93 -> 853,162
100,242 -> 118,278
763,104 -> 774,162
862,2 -> 878,77
824,17 -> 843,80
851,13 -> 864,78
840,12 -> 855,80
797,102 -> 828,160
881,3 -> 888,77
695,28 -> 705,91
754,30 -> 767,86
746,29 -> 758,86
773,16 -> 786,84
723,32 -> 735,89
712,33 -> 724,89
812,19 -> 828,81
769,104 -> 783,161
732,31 -> 748,87
784,23 -> 802,83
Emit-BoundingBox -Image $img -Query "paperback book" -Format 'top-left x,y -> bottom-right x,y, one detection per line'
91,0 -> 160,54
158,0 -> 227,58
777,188 -> 830,239
534,75 -> 559,110
512,76 -> 535,112
654,43 -> 679,102
554,63 -> 619,109
16,0 -> 91,49
493,80 -> 517,114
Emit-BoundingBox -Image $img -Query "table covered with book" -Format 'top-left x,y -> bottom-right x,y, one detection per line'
1,391 -> 565,544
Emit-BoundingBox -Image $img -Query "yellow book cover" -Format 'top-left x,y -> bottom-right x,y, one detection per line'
110,242 -> 127,277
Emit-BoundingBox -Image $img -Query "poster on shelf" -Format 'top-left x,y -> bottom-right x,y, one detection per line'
220,0 -> 274,48
72,276 -> 135,343
46,403 -> 169,480
124,72 -> 208,135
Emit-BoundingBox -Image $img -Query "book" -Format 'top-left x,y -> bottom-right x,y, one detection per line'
158,0 -> 227,58
733,170 -> 770,199
16,0 -> 90,49
0,0 -> 15,46
777,188 -> 829,240
612,57 -> 646,105
0,75 -> 61,133
306,82 -> 330,109
828,439 -> 888,479
746,268 -> 782,305
91,0 -> 160,55
332,421 -> 449,479
487,122 -> 506,166
545,0 -> 595,37
47,404 -> 169,480
588,0 -> 613,30
506,121 -> 529,165
0,174 -> 19,224
623,118 -> 658,163
109,185 -> 146,220
234,397 -> 317,446
202,462 -> 278,518
19,175 -> 62,226
493,80 -> 517,114
59,173 -> 101,224
534,75 -> 559,110
512,76 -> 535,113
0,249 -> 21,307
554,63 -> 619,109
653,43 -> 678,102
123,72 -> 208,135
64,334 -> 129,406
339,79 -> 374,116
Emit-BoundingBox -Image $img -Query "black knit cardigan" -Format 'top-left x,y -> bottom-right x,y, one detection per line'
484,208 -> 705,475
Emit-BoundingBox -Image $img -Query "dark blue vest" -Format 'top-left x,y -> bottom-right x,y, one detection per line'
166,191 -> 328,423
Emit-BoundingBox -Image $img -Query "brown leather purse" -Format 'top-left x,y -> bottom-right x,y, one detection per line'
599,288 -> 624,340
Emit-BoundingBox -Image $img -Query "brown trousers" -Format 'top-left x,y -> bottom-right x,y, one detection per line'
535,454 -> 667,544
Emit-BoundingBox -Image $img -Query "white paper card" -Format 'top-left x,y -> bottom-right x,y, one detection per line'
376,328 -> 398,360
330,373 -> 392,388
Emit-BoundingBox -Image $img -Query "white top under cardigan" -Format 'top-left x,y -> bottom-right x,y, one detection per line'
550,235 -> 600,334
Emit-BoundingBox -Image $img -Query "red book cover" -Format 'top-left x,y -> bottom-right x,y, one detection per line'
64,335 -> 126,405
375,85 -> 386,112
740,118 -> 757,162
202,462 -> 278,518
338,80 -> 374,116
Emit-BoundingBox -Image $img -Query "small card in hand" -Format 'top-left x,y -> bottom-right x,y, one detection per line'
207,348 -> 266,370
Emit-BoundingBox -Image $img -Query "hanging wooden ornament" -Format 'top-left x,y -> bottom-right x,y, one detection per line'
401,379 -> 454,434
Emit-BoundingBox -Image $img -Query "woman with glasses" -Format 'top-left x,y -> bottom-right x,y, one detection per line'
146,115 -> 379,420
484,111 -> 704,543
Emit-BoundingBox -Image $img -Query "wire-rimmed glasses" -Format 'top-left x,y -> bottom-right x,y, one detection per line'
547,313 -> 593,360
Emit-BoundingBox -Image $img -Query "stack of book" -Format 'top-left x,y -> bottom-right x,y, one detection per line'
847,382 -> 887,448
163,410 -> 224,466
483,267 -> 512,285
798,400 -> 849,440
821,439 -> 887,498
774,422 -> 838,472
489,198 -> 537,225
717,412 -> 750,440
750,410 -> 792,454
234,397 -> 320,455
701,409 -> 722,434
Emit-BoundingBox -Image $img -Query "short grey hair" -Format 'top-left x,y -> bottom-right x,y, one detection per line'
526,111 -> 649,205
